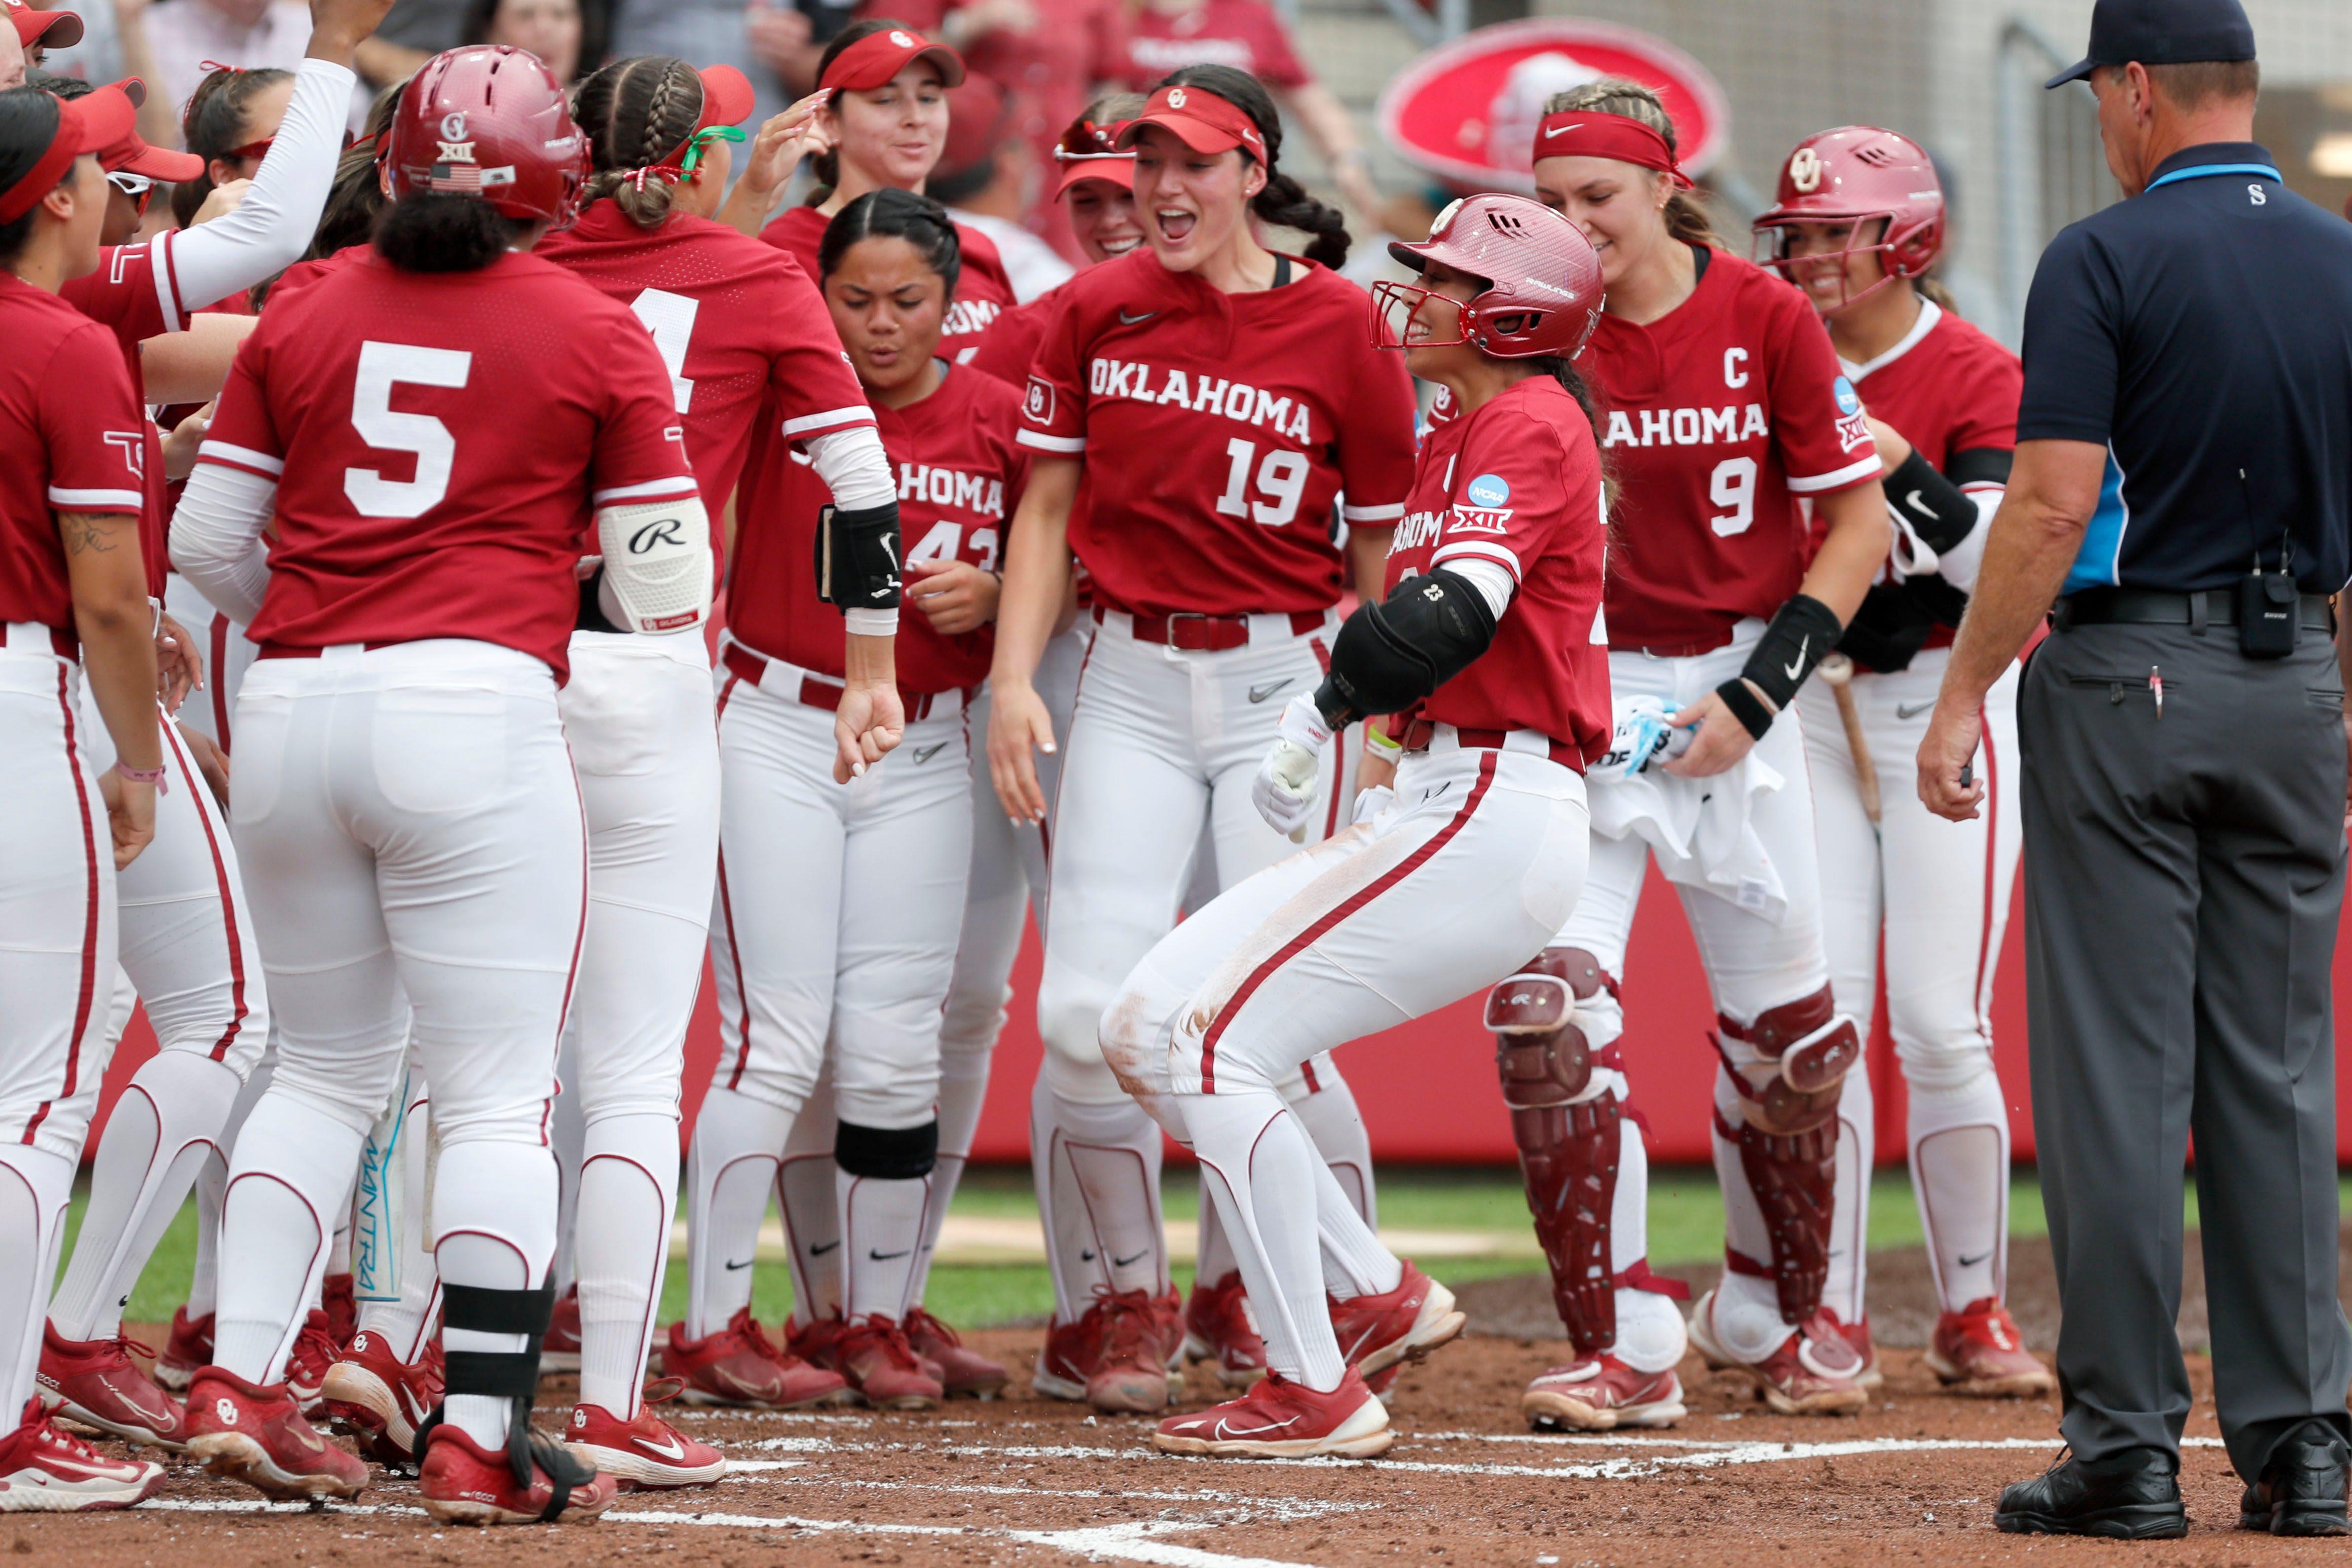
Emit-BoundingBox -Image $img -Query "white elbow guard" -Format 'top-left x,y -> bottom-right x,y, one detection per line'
595,497 -> 712,635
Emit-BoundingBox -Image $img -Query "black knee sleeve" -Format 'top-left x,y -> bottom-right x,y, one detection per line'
835,1118 -> 938,1179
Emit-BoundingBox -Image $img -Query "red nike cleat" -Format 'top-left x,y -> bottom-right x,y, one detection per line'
903,1307 -> 1007,1399
321,1272 -> 357,1351
786,1313 -> 847,1371
1155,1366 -> 1392,1458
1329,1262 -> 1466,1381
0,1398 -> 165,1512
283,1309 -> 337,1412
37,1323 -> 187,1450
1823,1308 -> 1881,1388
1686,1291 -> 1868,1417
1181,1272 -> 1267,1388
154,1307 -> 212,1393
186,1367 -> 367,1500
1033,1289 -> 1174,1414
834,1315 -> 942,1410
419,1421 -> 619,1525
540,1285 -> 582,1375
321,1328 -> 443,1460
1521,1354 -> 1686,1431
1927,1298 -> 2056,1397
565,1401 -> 724,1489
665,1308 -> 849,1409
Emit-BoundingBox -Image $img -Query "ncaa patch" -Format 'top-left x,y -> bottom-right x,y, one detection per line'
1832,375 -> 1861,416
1465,473 -> 1510,508
1024,376 -> 1055,425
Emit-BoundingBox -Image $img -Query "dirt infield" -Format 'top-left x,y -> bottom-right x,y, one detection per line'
13,1296 -> 2315,1568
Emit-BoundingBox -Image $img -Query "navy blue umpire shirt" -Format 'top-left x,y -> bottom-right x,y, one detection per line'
2016,141 -> 2352,596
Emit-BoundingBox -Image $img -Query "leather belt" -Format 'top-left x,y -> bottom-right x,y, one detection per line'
1099,606 -> 1326,652
2054,586 -> 2336,633
722,639 -> 964,722
1610,630 -> 1735,659
1402,717 -> 1580,770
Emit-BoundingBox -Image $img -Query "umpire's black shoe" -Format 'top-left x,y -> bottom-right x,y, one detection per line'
2239,1420 -> 2352,1536
1994,1448 -> 2187,1538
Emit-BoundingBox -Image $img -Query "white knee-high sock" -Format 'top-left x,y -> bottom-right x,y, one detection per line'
1031,1074 -> 1090,1323
1181,1092 -> 1344,1392
1051,1092 -> 1166,1299
1826,1058 -> 1874,1326
354,1077 -> 439,1361
189,1053 -> 275,1321
683,1086 -> 792,1340
1906,1062 -> 2010,1313
1194,1189 -> 1237,1288
1286,1064 -> 1376,1229
50,1052 -> 242,1340
839,1170 -> 932,1322
214,1092 -> 367,1381
0,1146 -> 75,1419
778,1073 -> 839,1329
434,1140 -> 557,1451
909,1043 -> 991,1309
1310,1157 -> 1401,1300
576,1113 -> 679,1418
549,1027 -> 585,1297
1608,1114 -> 1685,1374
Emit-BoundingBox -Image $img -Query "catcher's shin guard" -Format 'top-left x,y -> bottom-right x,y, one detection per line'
422,1282 -> 600,1520
1715,988 -> 1858,1326
1490,949 -> 1620,1354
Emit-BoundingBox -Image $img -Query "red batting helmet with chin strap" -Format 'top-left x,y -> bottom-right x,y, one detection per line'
384,45 -> 587,227
1372,191 -> 1604,360
1752,125 -> 1944,311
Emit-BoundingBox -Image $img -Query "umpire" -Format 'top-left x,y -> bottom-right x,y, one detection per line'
1918,0 -> 2352,1540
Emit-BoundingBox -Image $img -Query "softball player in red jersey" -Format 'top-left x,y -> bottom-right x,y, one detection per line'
1754,128 -> 2049,1397
41,17 -> 389,1448
0,82 -> 171,1513
684,190 -> 1014,1412
1095,193 -> 1607,1458
169,48 -> 710,1523
741,23 -> 1014,366
1482,79 -> 1889,1428
989,68 -> 1414,1414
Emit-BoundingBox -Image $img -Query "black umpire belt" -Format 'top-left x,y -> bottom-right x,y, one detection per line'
2053,586 -> 2336,634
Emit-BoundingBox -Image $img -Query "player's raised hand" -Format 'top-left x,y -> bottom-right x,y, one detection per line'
718,96 -> 832,236
308,0 -> 398,62
987,678 -> 1054,825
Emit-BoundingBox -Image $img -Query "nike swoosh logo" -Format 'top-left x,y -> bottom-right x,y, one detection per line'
810,1241 -> 841,1256
1905,488 -> 1929,517
1112,1249 -> 1150,1268
633,1434 -> 688,1460
869,1248 -> 912,1261
1214,1414 -> 1303,1438
1896,700 -> 1936,719
398,1382 -> 433,1428
1783,635 -> 1810,683
1119,309 -> 1159,325
1079,1249 -> 1097,1263
1337,1322 -> 1381,1362
724,1258 -> 754,1270
1957,1250 -> 1991,1268
1246,679 -> 1292,704
912,743 -> 946,764
1542,122 -> 1580,138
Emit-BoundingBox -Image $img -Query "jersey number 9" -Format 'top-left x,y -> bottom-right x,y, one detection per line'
1708,455 -> 1757,538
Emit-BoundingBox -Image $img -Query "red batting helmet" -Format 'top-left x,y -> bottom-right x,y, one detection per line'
384,46 -> 587,227
1372,191 -> 1603,359
1752,125 -> 1944,311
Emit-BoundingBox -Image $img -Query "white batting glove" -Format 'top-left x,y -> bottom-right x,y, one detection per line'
1351,784 -> 1394,826
1252,694 -> 1331,842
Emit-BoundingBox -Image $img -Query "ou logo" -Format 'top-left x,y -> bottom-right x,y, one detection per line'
216,1398 -> 239,1426
1788,146 -> 1823,194
573,1408 -> 588,1428
441,111 -> 467,141
1167,87 -> 1187,109
889,28 -> 914,44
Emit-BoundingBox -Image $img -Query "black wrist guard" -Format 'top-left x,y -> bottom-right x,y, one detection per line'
1886,448 -> 1981,556
1714,678 -> 1777,741
1740,593 -> 1843,714
576,567 -> 625,634
814,501 -> 902,614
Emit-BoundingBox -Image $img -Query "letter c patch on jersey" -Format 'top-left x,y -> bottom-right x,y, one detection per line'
1024,375 -> 1055,425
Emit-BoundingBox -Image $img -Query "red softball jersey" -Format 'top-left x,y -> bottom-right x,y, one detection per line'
195,251 -> 698,679
731,363 -> 1025,695
968,285 -> 1056,388
1017,248 -> 1416,618
1386,375 -> 1609,764
1577,248 -> 1879,650
1122,0 -> 1309,91
0,277 -> 150,632
265,242 -> 371,307
538,203 -> 875,532
760,203 -> 1016,366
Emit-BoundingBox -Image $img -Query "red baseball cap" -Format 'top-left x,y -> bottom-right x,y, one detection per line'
689,62 -> 755,131
6,1 -> 84,49
1052,115 -> 1132,198
938,71 -> 1011,183
1116,83 -> 1264,160
0,80 -> 130,223
820,26 -> 964,93
89,78 -> 203,181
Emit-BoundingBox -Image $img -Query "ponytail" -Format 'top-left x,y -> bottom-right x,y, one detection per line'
1541,77 -> 1722,251
1916,274 -> 1958,314
172,64 -> 294,229
1158,63 -> 1347,270
373,190 -> 531,272
575,56 -> 707,230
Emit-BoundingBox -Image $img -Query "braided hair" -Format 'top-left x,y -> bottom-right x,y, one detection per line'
575,56 -> 706,229
1157,64 -> 1346,270
1539,78 -> 1721,251
171,65 -> 294,228
819,185 -> 960,300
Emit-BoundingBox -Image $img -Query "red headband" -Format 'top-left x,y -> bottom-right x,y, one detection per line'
1531,110 -> 1691,189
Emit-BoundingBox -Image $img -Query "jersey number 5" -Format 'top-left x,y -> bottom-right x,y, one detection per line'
1215,437 -> 1309,527
345,341 -> 473,520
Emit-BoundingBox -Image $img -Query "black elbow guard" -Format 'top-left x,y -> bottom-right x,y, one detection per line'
1318,568 -> 1497,725
814,501 -> 902,613
1886,448 -> 1981,556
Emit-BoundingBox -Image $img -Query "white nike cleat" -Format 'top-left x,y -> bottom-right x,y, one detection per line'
565,1402 -> 725,1489
1153,1366 -> 1391,1459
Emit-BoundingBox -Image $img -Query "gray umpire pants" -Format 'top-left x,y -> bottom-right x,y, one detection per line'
2019,619 -> 2352,1480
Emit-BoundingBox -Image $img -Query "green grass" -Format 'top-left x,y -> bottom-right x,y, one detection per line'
72,1166 -> 2340,1334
